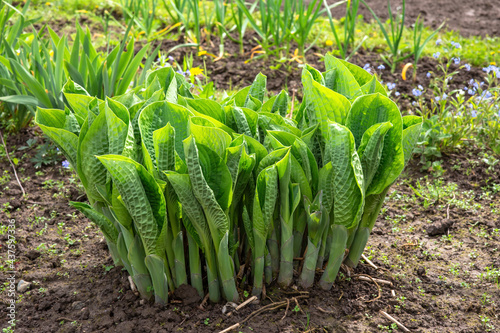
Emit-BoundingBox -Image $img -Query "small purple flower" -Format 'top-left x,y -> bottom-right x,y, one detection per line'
387,83 -> 396,90
452,57 -> 460,65
395,91 -> 400,97
412,88 -> 422,97
418,85 -> 424,90
451,41 -> 461,49
185,70 -> 191,76
56,147 -> 59,151
433,52 -> 440,59
471,110 -> 477,117
442,93 -> 448,100
363,63 -> 372,74
62,160 -> 70,169
469,79 -> 475,85
464,64 -> 471,71
426,72 -> 431,78
168,56 -> 174,62
468,89 -> 476,96
176,70 -> 184,75
435,96 -> 440,102
436,39 -> 442,46
412,101 -> 417,106
377,64 -> 386,70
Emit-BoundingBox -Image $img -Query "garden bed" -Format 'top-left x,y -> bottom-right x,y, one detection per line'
1,64 -> 499,332
1,1 -> 500,332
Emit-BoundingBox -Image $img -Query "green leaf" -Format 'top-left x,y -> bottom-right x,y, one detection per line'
323,54 -> 363,100
402,116 -> 423,166
245,73 -> 267,105
345,93 -> 404,195
139,101 -> 192,162
253,165 -> 278,239
189,119 -> 232,159
10,59 -> 52,108
35,108 -> 79,168
98,155 -> 166,256
183,136 -> 230,247
325,123 -> 364,229
357,122 -> 393,192
186,98 -> 226,123
338,59 -> 387,96
301,68 -> 351,141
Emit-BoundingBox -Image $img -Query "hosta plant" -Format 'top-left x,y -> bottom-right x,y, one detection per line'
35,57 -> 421,304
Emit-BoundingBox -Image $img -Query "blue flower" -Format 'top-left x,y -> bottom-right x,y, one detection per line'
412,88 -> 422,97
481,91 -> 493,99
168,56 -> 174,62
450,41 -> 461,49
426,72 -> 431,78
433,52 -> 440,59
186,70 -> 191,76
56,147 -> 59,151
377,64 -> 386,70
482,65 -> 499,76
62,160 -> 70,169
436,39 -> 442,46
387,82 -> 396,90
435,96 -> 440,102
176,70 -> 184,75
412,101 -> 417,106
464,64 -> 471,71
442,93 -> 448,100
395,91 -> 400,97
452,57 -> 460,65
418,85 -> 424,90
468,89 -> 476,96
363,63 -> 372,74
471,110 -> 477,117
469,79 -> 475,85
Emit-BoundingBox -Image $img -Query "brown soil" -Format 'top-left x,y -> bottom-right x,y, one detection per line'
152,32 -> 488,115
330,0 -> 500,38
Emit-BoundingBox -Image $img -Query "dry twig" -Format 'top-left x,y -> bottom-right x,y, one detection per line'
355,274 -> 382,303
316,306 -> 334,314
380,311 -> 411,332
235,296 -> 257,311
199,293 -> 210,309
0,130 -> 25,196
280,298 -> 290,321
218,323 -> 240,333
356,275 -> 393,286
361,254 -> 378,270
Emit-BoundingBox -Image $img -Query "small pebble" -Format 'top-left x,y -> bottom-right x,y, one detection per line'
17,280 -> 31,293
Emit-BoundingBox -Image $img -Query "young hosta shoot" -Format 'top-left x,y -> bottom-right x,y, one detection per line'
299,192 -> 328,289
34,57 -> 421,305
